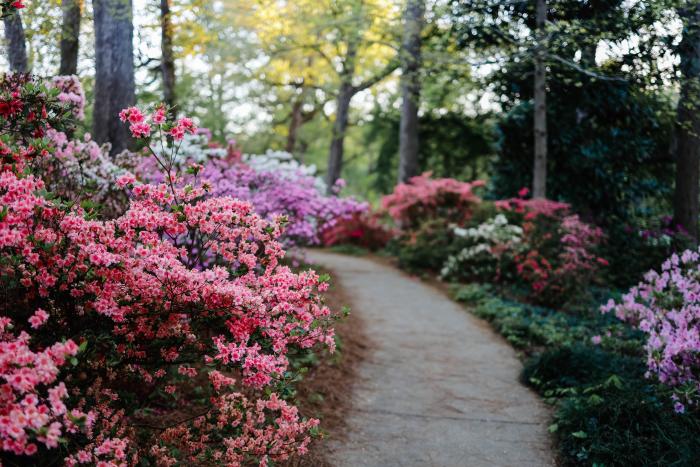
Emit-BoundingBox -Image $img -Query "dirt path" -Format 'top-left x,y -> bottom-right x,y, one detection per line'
307,250 -> 554,467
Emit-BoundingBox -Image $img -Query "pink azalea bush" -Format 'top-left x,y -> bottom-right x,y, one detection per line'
380,174 -> 486,271
382,172 -> 485,228
602,249 -> 700,413
0,75 -> 337,465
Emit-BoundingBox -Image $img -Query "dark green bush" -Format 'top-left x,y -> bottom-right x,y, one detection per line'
386,219 -> 462,273
523,344 -> 644,393
553,379 -> 700,466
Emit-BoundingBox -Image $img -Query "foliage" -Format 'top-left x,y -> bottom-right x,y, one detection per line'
0,77 -> 336,465
386,219 -> 463,273
365,108 -> 496,194
526,346 -> 700,467
249,0 -> 400,91
603,249 -> 700,413
602,215 -> 695,288
450,284 -> 636,352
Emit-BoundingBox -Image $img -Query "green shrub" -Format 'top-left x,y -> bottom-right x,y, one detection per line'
523,345 -> 644,394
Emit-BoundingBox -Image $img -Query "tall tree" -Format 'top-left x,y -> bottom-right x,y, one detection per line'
532,0 -> 547,198
3,9 -> 28,72
397,0 -> 425,184
59,0 -> 82,75
251,0 -> 402,189
160,0 -> 176,110
92,0 -> 136,156
673,2 -> 700,243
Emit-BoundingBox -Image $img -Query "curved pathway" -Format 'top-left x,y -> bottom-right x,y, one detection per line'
307,250 -> 554,467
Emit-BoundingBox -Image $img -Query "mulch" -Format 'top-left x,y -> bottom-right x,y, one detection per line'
284,264 -> 369,467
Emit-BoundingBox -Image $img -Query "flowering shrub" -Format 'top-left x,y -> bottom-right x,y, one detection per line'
320,212 -> 395,250
137,134 -> 367,248
382,173 -> 485,229
0,74 -> 75,148
441,214 -> 523,281
496,194 -> 607,305
49,75 -> 86,120
1,89 -> 337,465
602,249 -> 700,413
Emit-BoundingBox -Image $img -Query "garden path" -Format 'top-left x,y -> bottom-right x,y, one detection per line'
306,250 -> 554,467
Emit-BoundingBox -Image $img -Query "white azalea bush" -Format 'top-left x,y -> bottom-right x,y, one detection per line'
441,214 -> 523,281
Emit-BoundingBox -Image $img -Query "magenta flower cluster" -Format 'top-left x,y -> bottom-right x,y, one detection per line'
603,249 -> 700,412
136,135 -> 368,249
201,159 -> 367,248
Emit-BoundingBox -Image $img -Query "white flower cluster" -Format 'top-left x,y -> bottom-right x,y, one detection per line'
49,130 -> 128,194
441,214 -> 523,279
243,150 -> 327,192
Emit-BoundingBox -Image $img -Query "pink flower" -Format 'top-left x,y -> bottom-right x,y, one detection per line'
129,122 -> 152,139
118,106 -> 144,124
169,126 -> 185,141
176,117 -> 196,134
28,308 -> 49,329
151,107 -> 167,125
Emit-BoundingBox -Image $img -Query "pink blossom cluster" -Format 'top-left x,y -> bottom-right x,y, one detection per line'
1,100 -> 337,464
119,106 -> 196,141
494,196 -> 570,220
151,392 -> 318,466
382,172 -> 485,228
0,317 -> 91,456
49,75 -> 86,120
603,249 -> 700,412
497,193 -> 606,304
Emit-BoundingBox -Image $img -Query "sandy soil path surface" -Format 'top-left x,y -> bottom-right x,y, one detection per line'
306,250 -> 554,467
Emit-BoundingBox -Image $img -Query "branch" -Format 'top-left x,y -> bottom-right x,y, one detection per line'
351,57 -> 400,94
548,53 -> 628,83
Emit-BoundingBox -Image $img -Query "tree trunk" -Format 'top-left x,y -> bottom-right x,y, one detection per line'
327,82 -> 353,191
92,0 -> 136,157
673,4 -> 700,243
286,99 -> 303,154
3,10 -> 28,72
160,0 -> 176,111
397,0 -> 424,184
59,0 -> 82,75
532,0 -> 547,199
